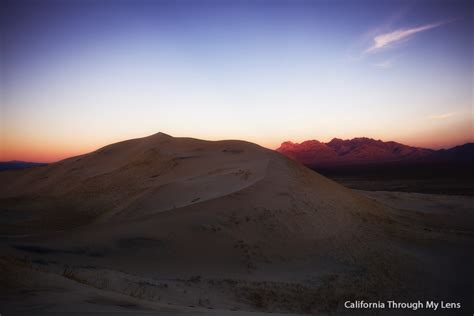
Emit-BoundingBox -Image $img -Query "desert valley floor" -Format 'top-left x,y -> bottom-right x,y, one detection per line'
1,133 -> 473,315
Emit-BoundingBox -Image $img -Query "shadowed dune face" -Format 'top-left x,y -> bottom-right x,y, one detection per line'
1,133 -> 472,314
0,133 -> 396,271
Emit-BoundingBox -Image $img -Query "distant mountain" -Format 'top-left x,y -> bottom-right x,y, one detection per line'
0,161 -> 47,171
428,143 -> 474,162
277,140 -> 338,165
276,138 -> 473,167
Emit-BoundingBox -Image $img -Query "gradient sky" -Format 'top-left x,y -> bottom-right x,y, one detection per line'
1,0 -> 473,162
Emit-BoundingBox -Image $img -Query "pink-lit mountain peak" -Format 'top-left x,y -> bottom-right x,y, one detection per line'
277,137 -> 435,166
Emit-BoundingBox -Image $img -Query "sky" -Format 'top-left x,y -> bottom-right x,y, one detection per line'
1,0 -> 473,162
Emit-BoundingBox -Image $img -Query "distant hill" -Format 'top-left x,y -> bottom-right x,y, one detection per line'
0,161 -> 47,171
277,138 -> 473,167
428,143 -> 474,163
277,139 -> 474,195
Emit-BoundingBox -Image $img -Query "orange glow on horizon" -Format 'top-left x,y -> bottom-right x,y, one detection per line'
2,129 -> 472,163
1,144 -> 98,163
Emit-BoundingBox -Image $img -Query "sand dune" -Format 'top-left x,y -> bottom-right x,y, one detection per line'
1,133 -> 472,315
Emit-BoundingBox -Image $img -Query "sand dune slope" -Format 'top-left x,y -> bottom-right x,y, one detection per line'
0,132 -> 388,232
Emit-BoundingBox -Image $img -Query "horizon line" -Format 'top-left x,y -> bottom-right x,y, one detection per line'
1,133 -> 472,164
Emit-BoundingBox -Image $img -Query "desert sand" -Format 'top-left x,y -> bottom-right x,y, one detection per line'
0,133 -> 472,315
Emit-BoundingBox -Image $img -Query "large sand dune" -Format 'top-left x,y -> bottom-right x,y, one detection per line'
1,133 -> 472,315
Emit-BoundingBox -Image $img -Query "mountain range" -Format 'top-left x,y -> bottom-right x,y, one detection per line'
277,137 -> 474,167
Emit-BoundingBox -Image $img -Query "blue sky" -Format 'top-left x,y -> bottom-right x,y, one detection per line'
1,0 -> 472,161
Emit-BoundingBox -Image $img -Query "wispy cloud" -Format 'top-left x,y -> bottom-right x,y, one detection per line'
365,22 -> 445,54
428,112 -> 457,120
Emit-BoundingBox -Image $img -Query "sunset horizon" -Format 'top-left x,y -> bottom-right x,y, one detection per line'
1,130 -> 473,163
1,0 -> 472,163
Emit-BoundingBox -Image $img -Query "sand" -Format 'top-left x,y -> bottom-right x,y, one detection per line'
0,133 -> 472,315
